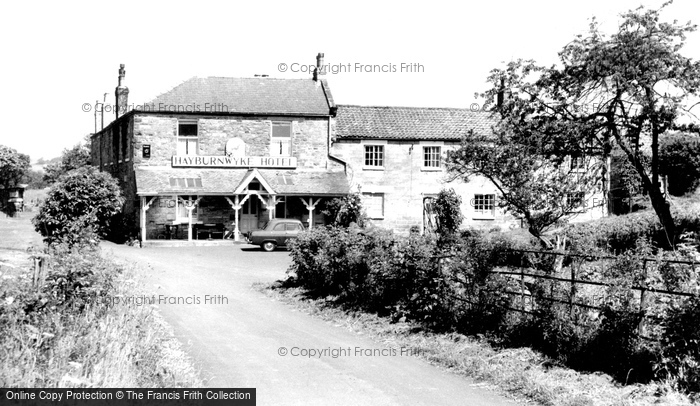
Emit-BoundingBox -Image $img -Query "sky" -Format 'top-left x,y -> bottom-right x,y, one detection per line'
0,0 -> 698,162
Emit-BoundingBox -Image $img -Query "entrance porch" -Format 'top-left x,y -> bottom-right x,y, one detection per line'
139,193 -> 328,242
134,167 -> 350,243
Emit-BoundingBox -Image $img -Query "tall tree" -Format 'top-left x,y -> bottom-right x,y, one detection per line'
460,3 -> 700,248
43,142 -> 91,184
0,145 -> 30,188
447,128 -> 603,247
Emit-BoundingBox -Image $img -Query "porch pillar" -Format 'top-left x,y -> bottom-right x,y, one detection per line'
179,196 -> 202,241
267,195 -> 277,221
300,197 -> 321,229
225,196 -> 242,242
257,193 -> 280,221
140,196 -> 156,241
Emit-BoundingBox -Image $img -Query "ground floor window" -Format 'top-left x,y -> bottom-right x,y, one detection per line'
473,194 -> 495,217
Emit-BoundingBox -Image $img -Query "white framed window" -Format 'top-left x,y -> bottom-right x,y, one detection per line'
423,146 -> 441,169
362,192 -> 384,219
271,122 -> 292,156
364,145 -> 384,168
177,120 -> 199,156
473,194 -> 495,218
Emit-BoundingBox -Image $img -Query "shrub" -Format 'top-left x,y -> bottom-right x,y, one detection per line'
434,188 -> 463,245
32,167 -> 124,247
657,295 -> 700,393
448,229 -> 536,334
287,222 -> 700,388
288,226 -> 456,327
562,206 -> 700,254
320,193 -> 367,227
43,244 -> 117,311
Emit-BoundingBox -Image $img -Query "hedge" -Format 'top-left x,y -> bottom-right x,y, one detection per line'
287,225 -> 700,392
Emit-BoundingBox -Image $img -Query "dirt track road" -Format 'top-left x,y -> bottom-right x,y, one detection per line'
105,242 -> 523,406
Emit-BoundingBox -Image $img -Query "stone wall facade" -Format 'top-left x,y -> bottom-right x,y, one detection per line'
91,116 -> 138,221
129,114 -> 334,170
331,139 -> 608,235
91,110 -> 608,239
331,140 -> 518,234
91,112 -> 340,237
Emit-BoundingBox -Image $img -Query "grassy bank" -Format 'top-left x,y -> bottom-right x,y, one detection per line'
0,229 -> 201,386
262,284 -> 694,406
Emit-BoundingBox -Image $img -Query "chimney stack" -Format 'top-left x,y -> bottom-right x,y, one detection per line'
115,64 -> 129,119
313,52 -> 325,81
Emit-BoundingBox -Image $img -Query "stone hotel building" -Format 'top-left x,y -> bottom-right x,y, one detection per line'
91,55 -> 607,242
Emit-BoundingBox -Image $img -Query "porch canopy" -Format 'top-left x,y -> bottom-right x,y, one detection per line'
134,167 -> 350,241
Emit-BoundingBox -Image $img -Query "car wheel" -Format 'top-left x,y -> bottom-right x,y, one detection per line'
261,242 -> 276,252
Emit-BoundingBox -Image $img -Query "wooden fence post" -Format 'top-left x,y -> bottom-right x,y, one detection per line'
32,254 -> 48,292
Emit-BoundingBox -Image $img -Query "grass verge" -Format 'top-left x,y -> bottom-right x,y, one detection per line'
260,283 -> 694,406
0,249 -> 201,387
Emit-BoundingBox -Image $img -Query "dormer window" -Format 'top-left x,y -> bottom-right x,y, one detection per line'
271,122 -> 292,156
177,120 -> 198,156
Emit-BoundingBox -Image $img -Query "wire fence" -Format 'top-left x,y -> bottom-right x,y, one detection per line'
439,248 -> 699,340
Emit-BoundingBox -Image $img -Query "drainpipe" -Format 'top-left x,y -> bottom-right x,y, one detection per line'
327,115 -> 347,172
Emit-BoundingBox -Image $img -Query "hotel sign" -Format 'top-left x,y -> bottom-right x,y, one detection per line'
171,155 -> 297,168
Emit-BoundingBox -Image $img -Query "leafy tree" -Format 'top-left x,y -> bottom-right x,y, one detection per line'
22,169 -> 48,189
33,167 -> 123,247
321,193 -> 367,228
0,145 -> 30,188
43,142 -> 91,184
465,3 -> 700,248
448,127 -> 603,246
659,132 -> 700,196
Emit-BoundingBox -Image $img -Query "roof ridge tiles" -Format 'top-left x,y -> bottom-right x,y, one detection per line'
336,104 -> 491,112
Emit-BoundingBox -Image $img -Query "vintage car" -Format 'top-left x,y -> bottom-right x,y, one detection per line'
247,218 -> 306,251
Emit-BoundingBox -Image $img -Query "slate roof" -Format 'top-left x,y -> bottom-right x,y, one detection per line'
258,170 -> 349,195
144,77 -> 333,116
135,168 -> 349,196
335,105 -> 497,140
